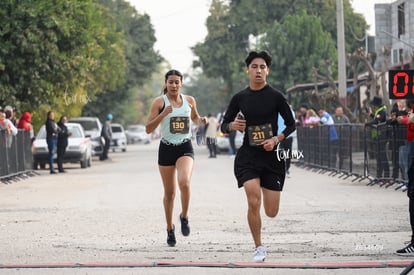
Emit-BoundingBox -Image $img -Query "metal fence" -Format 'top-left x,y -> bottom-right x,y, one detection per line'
2,124 -> 411,189
296,123 -> 408,189
0,129 -> 34,183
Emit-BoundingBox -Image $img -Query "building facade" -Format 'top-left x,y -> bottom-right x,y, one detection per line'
374,0 -> 414,70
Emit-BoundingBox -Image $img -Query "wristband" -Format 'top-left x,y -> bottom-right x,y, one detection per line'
272,136 -> 279,145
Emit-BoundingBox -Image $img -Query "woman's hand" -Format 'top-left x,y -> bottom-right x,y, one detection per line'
161,105 -> 173,117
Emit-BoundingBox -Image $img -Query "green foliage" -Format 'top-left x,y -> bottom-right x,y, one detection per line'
192,0 -> 246,96
0,0 -> 127,131
183,71 -> 229,117
0,0 -> 162,130
82,0 -> 162,126
261,11 -> 337,92
192,0 -> 369,105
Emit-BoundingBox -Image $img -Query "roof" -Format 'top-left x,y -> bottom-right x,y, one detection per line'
286,76 -> 369,93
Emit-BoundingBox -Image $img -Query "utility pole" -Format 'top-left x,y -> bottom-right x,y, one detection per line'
336,0 -> 347,104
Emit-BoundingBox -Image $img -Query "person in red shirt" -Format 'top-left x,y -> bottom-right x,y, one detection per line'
397,104 -> 414,170
17,111 -> 34,139
396,103 -> 414,256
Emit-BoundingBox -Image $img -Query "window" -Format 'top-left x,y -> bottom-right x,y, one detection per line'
393,49 -> 399,64
398,3 -> 405,38
392,48 -> 404,65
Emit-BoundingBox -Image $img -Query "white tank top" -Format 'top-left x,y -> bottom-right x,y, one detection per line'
160,94 -> 192,144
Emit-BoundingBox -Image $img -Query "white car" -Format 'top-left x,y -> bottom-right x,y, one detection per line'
68,117 -> 103,157
216,130 -> 244,153
110,123 -> 127,152
125,124 -> 150,144
32,123 -> 92,169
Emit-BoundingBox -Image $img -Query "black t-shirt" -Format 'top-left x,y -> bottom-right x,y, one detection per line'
221,84 -> 295,147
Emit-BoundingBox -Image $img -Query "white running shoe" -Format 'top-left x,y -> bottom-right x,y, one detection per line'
253,246 -> 266,262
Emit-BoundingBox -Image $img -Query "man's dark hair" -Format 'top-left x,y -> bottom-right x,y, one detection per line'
245,51 -> 272,67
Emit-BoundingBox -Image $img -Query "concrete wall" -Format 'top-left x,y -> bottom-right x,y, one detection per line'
374,0 -> 414,70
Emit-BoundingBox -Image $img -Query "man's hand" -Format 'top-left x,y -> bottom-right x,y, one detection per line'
232,116 -> 246,132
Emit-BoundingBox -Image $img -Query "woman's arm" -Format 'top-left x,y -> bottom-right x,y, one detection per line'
187,95 -> 207,125
145,96 -> 171,134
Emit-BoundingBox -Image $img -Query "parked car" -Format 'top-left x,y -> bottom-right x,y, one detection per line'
32,123 -> 92,169
110,123 -> 127,152
216,130 -> 244,153
125,124 -> 150,144
68,117 -> 103,157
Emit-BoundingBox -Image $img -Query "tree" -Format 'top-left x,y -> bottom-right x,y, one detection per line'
192,0 -> 369,104
260,11 -> 337,92
192,0 -> 246,98
183,71 -> 229,116
82,0 -> 162,125
0,0 -> 126,130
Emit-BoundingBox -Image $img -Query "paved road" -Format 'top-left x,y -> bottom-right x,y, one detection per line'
0,140 -> 413,274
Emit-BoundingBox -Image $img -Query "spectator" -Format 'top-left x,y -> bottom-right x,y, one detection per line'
195,124 -> 205,146
390,100 -> 409,181
45,111 -> 60,174
333,106 -> 350,169
17,111 -> 34,140
4,105 -> 17,126
365,95 -> 390,179
397,101 -> 414,186
205,113 -> 219,158
297,104 -> 308,126
0,108 -> 18,148
304,109 -> 320,127
228,129 -> 237,158
319,108 -> 339,168
333,106 -> 350,124
100,113 -> 113,161
57,116 -> 71,173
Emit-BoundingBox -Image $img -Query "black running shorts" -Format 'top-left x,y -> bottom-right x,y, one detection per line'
158,139 -> 194,166
234,145 -> 285,191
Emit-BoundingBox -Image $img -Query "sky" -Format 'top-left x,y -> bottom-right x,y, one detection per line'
127,0 -> 395,75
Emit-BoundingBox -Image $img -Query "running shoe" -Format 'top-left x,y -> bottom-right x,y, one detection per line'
180,214 -> 190,236
397,243 -> 414,256
167,226 -> 176,247
253,246 -> 267,262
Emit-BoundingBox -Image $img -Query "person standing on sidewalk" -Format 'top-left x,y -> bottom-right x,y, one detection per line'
205,113 -> 219,158
333,106 -> 351,170
57,115 -> 71,173
318,108 -> 339,168
45,111 -> 60,174
220,51 -> 295,262
145,69 -> 207,247
100,114 -> 112,161
0,108 -> 18,145
365,96 -> 390,179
